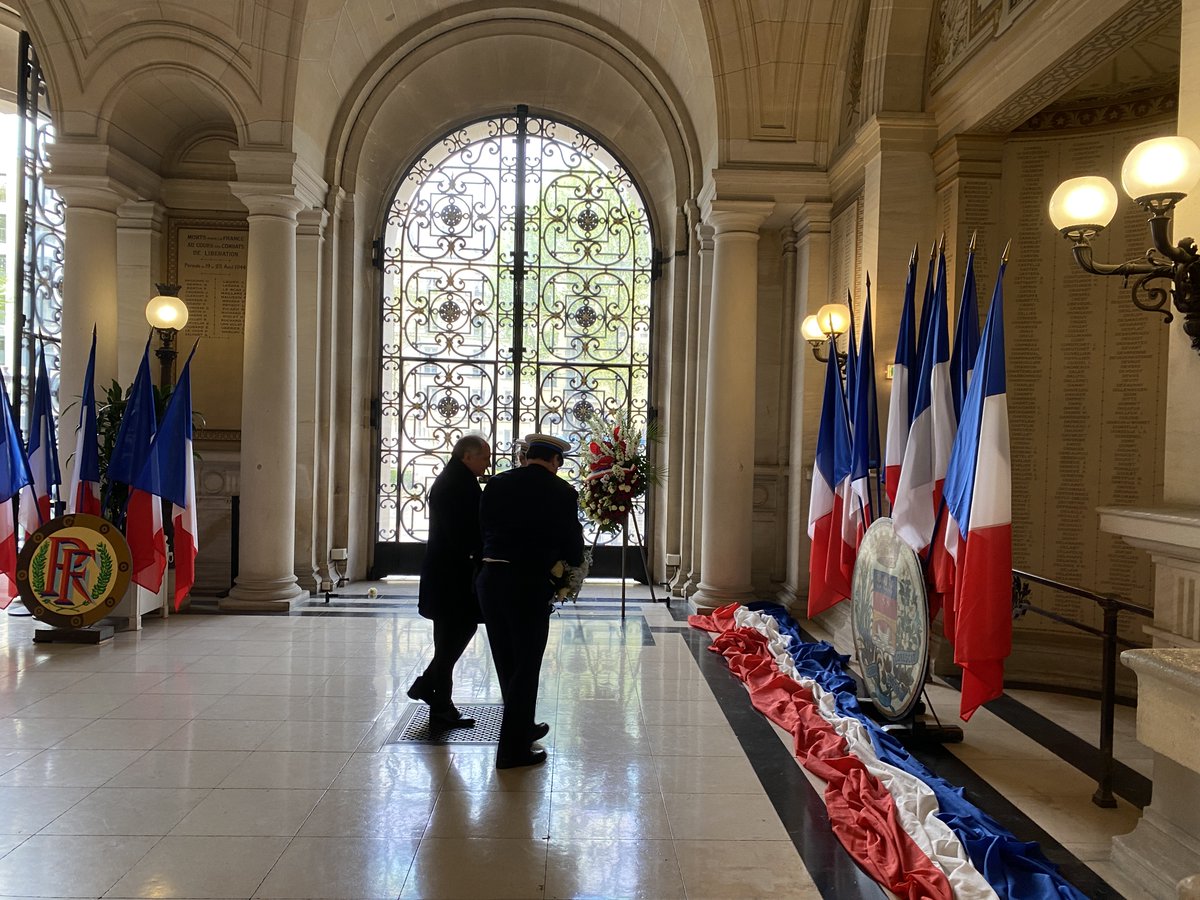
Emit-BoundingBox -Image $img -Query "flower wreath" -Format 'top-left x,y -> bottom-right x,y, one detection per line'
578,414 -> 662,534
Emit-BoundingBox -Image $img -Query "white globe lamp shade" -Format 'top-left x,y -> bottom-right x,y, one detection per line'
800,314 -> 826,343
816,303 -> 851,338
1048,176 -> 1119,234
1121,136 -> 1200,202
145,292 -> 189,331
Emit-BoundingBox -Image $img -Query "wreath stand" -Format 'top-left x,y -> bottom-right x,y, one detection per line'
590,499 -> 657,620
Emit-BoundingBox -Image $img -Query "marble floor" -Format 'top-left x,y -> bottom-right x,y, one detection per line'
0,586 -> 1148,899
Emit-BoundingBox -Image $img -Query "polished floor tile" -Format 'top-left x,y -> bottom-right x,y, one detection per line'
545,839 -> 685,899
0,834 -> 158,898
253,836 -> 418,899
106,835 -> 290,899
0,598 -> 1148,899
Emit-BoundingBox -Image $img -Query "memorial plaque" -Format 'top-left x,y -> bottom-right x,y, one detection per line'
851,518 -> 928,722
168,221 -> 248,433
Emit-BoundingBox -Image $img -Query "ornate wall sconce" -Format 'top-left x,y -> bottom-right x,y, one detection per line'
1049,135 -> 1200,354
801,302 -> 851,369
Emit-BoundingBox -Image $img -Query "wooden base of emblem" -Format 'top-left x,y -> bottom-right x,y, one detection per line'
32,625 -> 115,645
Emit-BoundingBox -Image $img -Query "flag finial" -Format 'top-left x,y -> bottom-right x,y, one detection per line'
910,243 -> 918,266
969,230 -> 978,253
938,233 -> 946,253
1001,238 -> 1012,264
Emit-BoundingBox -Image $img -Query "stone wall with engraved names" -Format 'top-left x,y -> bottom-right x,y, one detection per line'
1001,119 -> 1170,642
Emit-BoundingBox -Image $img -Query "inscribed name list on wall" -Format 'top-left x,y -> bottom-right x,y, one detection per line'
1002,120 -> 1168,640
169,223 -> 249,433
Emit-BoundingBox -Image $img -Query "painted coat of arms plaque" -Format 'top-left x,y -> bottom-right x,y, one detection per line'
851,517 -> 929,721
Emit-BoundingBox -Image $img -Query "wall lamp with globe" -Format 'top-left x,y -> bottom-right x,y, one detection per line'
1049,135 -> 1200,354
801,302 -> 851,371
145,283 -> 189,388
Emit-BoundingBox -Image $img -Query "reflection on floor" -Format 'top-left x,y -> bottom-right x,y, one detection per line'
0,587 -> 1148,899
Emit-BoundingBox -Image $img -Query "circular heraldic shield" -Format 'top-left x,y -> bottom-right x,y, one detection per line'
851,517 -> 929,722
18,514 -> 134,629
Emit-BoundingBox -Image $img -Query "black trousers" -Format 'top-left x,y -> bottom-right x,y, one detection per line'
476,564 -> 551,758
420,617 -> 478,710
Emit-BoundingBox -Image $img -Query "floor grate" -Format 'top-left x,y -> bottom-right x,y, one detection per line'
385,703 -> 504,745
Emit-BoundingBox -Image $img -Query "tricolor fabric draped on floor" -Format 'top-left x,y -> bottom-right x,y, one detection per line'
688,602 -> 1087,900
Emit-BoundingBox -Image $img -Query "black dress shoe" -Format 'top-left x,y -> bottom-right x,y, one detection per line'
529,722 -> 550,742
407,676 -> 434,704
430,705 -> 475,728
496,749 -> 547,769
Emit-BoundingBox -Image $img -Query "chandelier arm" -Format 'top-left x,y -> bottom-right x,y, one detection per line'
1146,213 -> 1199,266
1069,239 -> 1162,278
1130,273 -> 1174,324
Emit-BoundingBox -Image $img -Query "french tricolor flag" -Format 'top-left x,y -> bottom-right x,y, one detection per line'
111,339 -> 165,592
0,373 -> 31,608
848,288 -> 878,547
134,345 -> 198,610
20,345 -> 60,534
808,343 -> 852,617
66,328 -> 101,517
892,247 -> 956,554
941,256 -> 1012,721
950,241 -> 981,421
885,248 -> 918,507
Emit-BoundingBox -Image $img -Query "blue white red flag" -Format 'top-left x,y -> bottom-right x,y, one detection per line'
807,343 -> 852,616
0,372 -> 31,607
950,244 -> 980,420
848,288 -> 877,547
939,257 -> 1011,721
112,338 -> 165,592
885,247 -> 919,506
132,345 -> 198,609
20,345 -> 61,534
893,248 -> 956,553
66,327 -> 101,517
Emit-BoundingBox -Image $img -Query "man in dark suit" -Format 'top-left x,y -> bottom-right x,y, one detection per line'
477,433 -> 584,768
409,434 -> 491,727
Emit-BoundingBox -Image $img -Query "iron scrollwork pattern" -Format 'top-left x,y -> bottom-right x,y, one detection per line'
378,111 -> 653,546
15,32 -> 65,428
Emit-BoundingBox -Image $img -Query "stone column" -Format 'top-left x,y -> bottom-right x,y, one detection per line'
293,208 -> 327,593
658,207 -> 690,584
671,201 -> 702,596
222,184 -> 306,609
115,201 -> 166,385
684,223 -> 715,596
778,202 -> 832,607
692,200 -> 774,610
48,180 -> 131,442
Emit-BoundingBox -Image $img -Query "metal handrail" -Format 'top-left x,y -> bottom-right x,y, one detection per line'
1010,569 -> 1153,809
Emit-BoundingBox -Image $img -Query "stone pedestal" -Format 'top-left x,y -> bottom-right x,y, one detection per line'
692,200 -> 773,611
1112,648 -> 1200,899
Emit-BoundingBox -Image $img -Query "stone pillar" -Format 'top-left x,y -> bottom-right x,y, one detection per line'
692,200 -> 774,610
684,223 -> 715,596
312,189 -> 344,590
115,201 -> 166,385
658,207 -> 689,584
222,184 -> 306,609
932,135 -> 1005,298
671,201 -> 702,596
778,202 -> 832,607
1109,649 -> 1200,899
48,180 -> 131,444
293,208 -> 327,593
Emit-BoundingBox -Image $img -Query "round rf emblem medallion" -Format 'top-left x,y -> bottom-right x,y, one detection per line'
851,517 -> 929,722
17,514 -> 134,629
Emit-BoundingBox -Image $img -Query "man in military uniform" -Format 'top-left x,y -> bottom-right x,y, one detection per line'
477,433 -> 584,768
408,434 -> 491,727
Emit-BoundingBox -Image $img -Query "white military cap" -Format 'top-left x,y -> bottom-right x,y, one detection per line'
524,433 -> 572,455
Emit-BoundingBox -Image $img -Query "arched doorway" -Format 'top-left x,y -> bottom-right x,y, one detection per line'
373,107 -> 655,576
